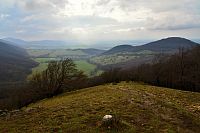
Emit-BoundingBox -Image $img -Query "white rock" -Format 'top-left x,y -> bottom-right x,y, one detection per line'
103,115 -> 113,121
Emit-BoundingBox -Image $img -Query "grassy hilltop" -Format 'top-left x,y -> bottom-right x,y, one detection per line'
0,82 -> 200,132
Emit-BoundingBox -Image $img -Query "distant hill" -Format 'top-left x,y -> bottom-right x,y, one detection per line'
140,37 -> 199,52
0,40 -> 37,82
1,37 -> 27,46
81,48 -> 106,56
90,37 -> 199,69
2,38 -> 70,49
102,45 -> 133,55
103,37 -> 199,55
2,38 -> 108,52
0,82 -> 199,132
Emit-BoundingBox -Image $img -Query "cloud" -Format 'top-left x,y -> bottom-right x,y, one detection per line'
146,12 -> 200,30
97,0 -> 111,6
17,0 -> 68,12
0,0 -> 200,42
0,14 -> 10,19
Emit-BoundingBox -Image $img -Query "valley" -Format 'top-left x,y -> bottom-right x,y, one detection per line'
27,49 -> 104,77
25,37 -> 199,75
32,58 -> 102,77
1,37 -> 199,84
0,37 -> 199,133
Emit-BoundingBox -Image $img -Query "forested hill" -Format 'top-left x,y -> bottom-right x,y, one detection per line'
103,37 -> 199,55
0,40 -> 37,82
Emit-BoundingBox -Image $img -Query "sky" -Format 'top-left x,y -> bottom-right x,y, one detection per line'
0,0 -> 200,45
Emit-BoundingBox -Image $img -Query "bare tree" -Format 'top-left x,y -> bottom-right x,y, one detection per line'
29,59 -> 87,97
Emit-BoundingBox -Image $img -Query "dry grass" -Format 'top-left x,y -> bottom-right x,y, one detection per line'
0,82 -> 200,133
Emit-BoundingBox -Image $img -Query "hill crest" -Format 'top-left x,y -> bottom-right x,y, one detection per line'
0,82 -> 199,132
102,37 -> 199,55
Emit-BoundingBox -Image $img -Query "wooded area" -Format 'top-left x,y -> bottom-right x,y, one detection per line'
94,46 -> 200,92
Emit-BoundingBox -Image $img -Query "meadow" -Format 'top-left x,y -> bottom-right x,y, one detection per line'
27,49 -> 103,77
90,50 -> 155,65
74,60 -> 102,76
0,82 -> 199,132
27,49 -> 88,58
32,57 -> 101,77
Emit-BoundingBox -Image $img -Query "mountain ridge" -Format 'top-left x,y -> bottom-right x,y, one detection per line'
0,40 -> 37,82
2,38 -> 78,49
102,37 -> 199,55
2,38 -> 106,55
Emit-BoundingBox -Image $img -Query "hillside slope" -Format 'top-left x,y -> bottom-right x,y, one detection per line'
90,37 -> 199,68
0,40 -> 37,82
103,37 -> 199,55
140,37 -> 199,52
102,45 -> 133,55
0,82 -> 199,132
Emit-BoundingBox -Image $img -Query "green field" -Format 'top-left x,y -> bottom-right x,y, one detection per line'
34,58 -> 57,63
27,49 -> 53,57
1,82 -> 199,132
49,49 -> 87,57
31,58 -> 102,77
32,63 -> 48,74
90,54 -> 137,65
28,49 -> 155,67
27,49 -> 88,58
74,60 -> 102,76
90,50 -> 155,65
31,58 -> 52,74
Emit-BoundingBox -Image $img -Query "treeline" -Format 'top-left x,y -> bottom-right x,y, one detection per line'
0,60 -> 38,82
91,46 -> 200,92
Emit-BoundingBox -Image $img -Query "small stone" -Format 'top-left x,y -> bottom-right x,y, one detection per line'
102,115 -> 112,121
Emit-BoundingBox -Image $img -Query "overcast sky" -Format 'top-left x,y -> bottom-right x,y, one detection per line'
0,0 -> 200,44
